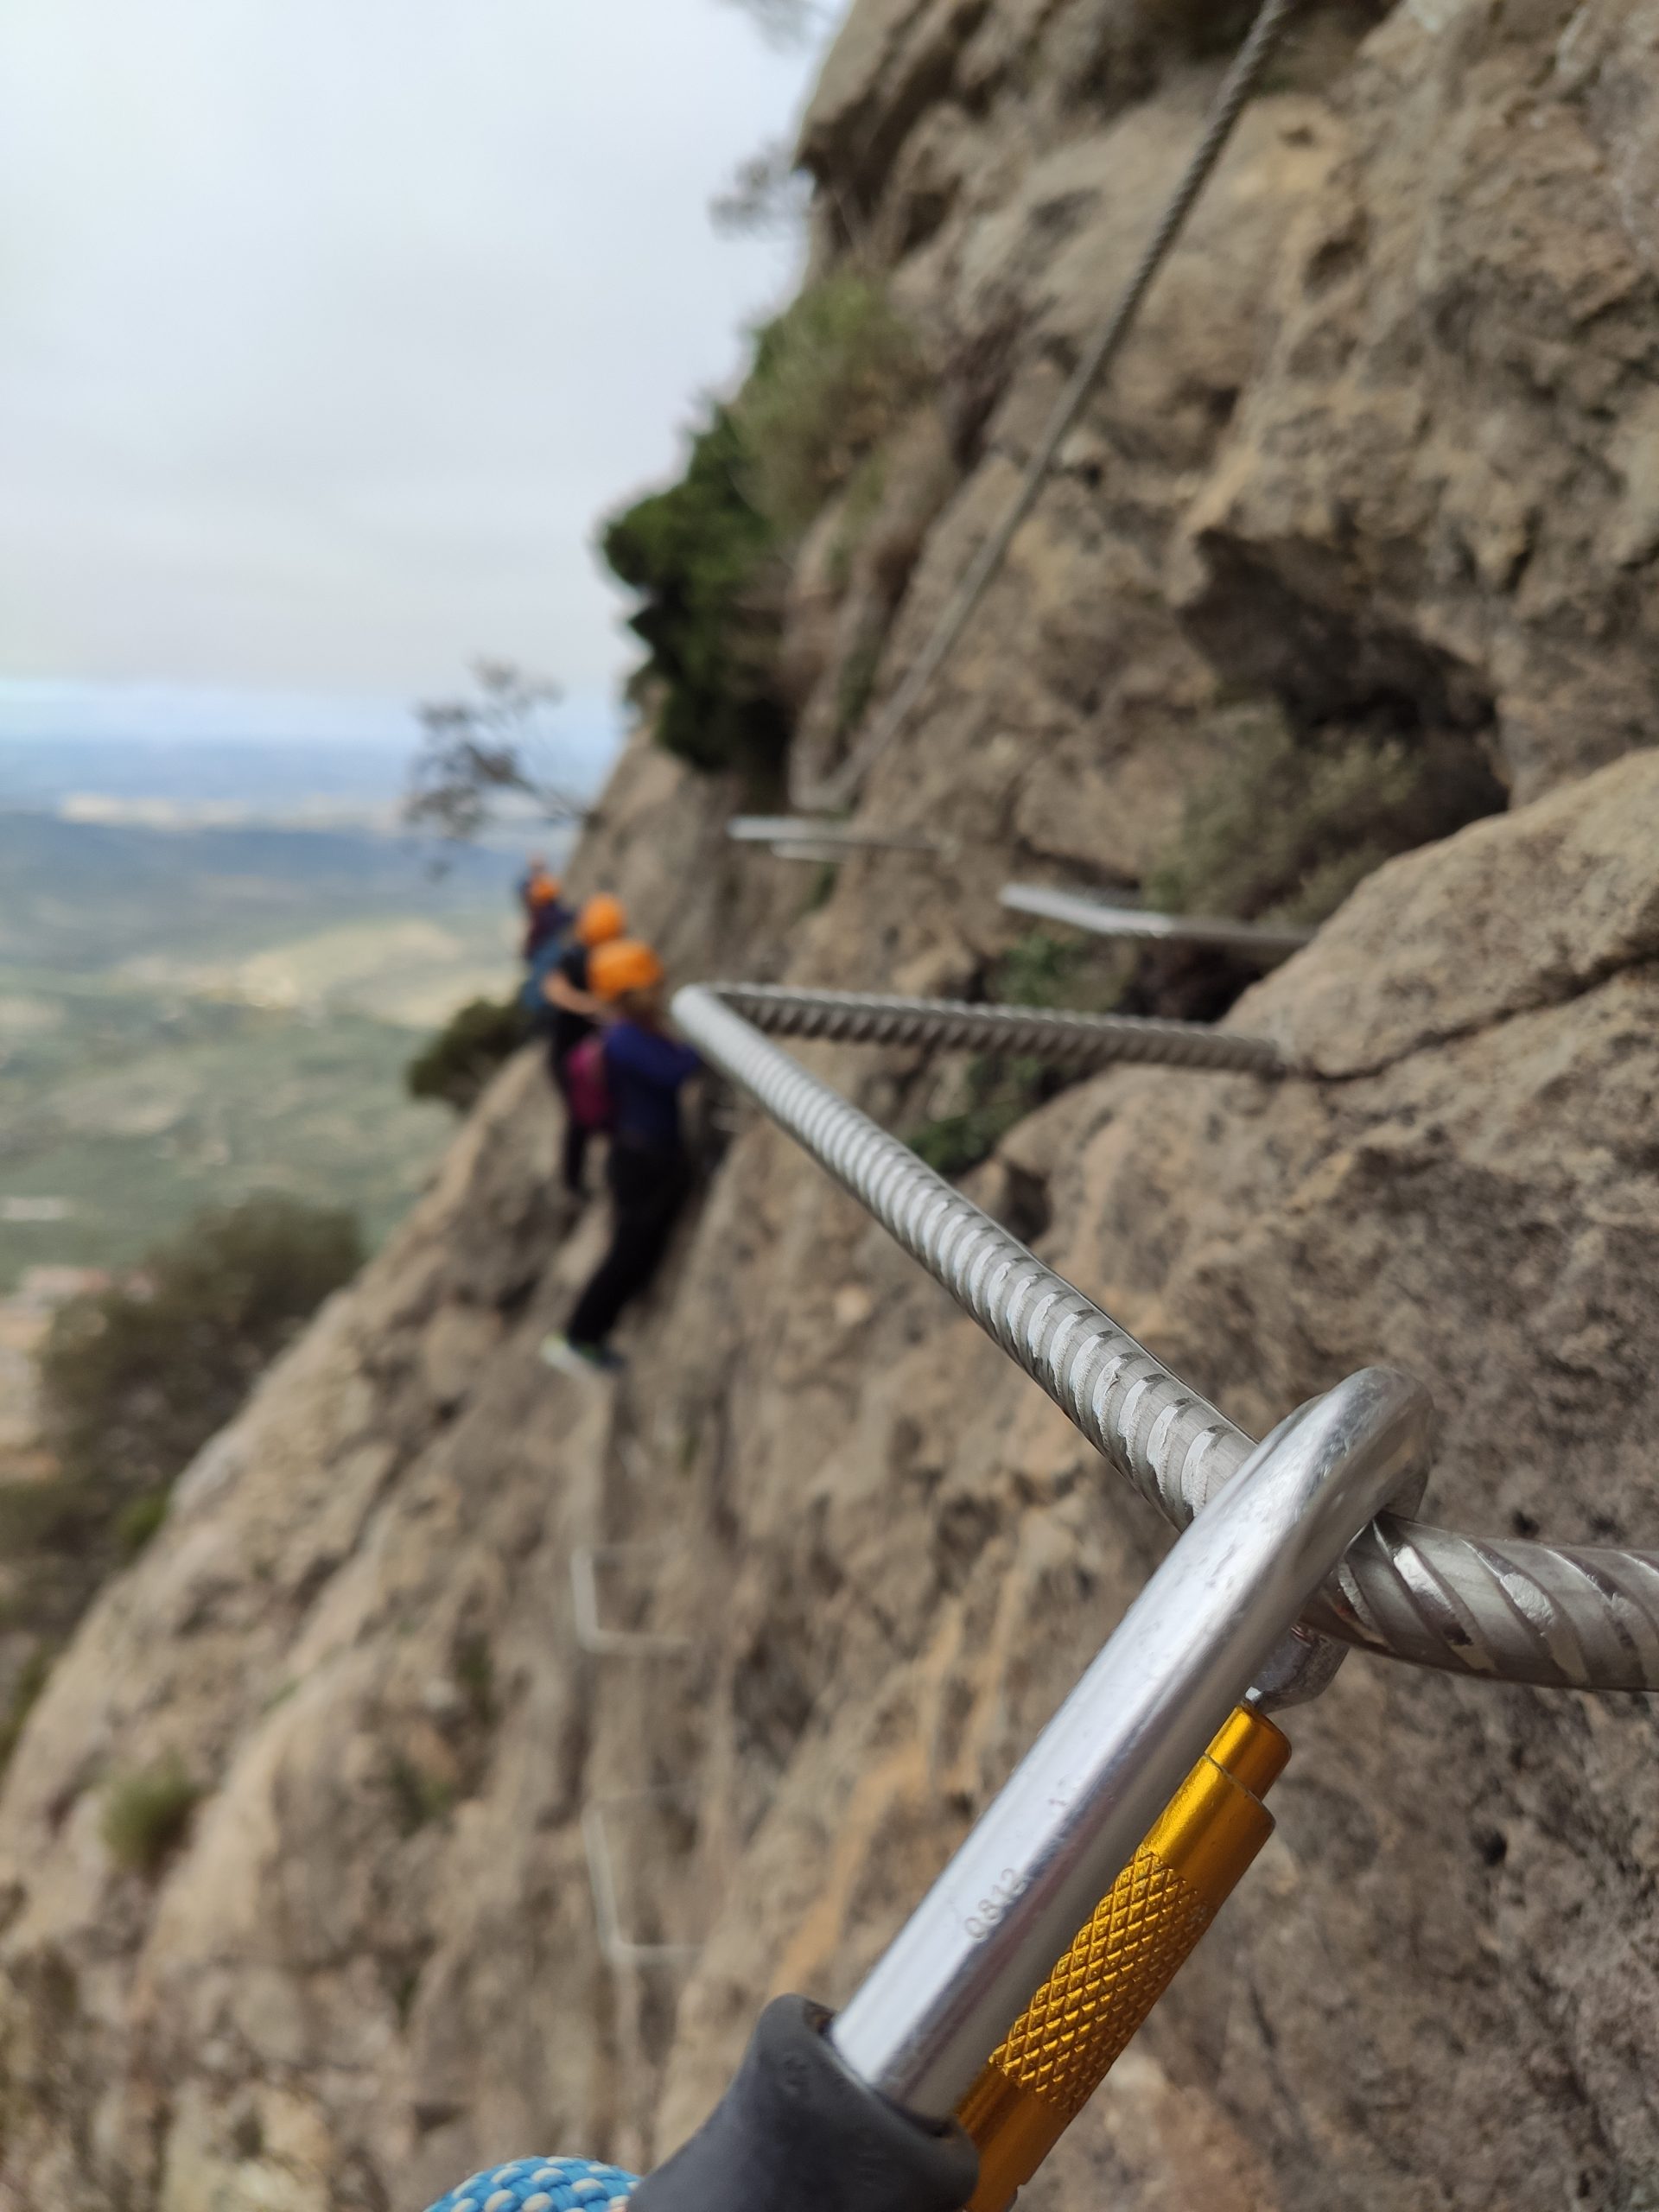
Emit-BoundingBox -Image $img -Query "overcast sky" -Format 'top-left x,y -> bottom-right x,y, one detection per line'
0,1 -> 826,764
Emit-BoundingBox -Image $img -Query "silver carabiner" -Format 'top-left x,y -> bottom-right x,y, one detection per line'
830,1366 -> 1432,2149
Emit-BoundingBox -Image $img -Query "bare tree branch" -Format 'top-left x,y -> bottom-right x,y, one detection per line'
404,661 -> 589,849
711,139 -> 812,238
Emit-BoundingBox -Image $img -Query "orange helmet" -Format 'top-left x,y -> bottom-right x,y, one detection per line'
590,938 -> 664,1002
577,893 -> 627,947
528,873 -> 562,907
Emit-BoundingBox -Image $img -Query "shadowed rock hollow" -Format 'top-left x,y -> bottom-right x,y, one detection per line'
3,2 -> 1658,2208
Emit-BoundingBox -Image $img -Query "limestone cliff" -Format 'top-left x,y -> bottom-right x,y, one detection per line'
4,3 -> 1659,2209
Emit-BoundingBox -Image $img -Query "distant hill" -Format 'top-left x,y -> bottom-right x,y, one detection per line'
0,811 -> 531,1291
0,811 -> 517,973
0,735 -> 408,813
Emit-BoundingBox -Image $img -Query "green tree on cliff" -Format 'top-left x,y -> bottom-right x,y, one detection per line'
40,1196 -> 363,1503
601,271 -> 926,777
0,1197 -> 363,1777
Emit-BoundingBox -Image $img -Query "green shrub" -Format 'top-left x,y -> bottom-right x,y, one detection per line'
741,271 -> 925,538
1147,709 -> 1505,925
406,995 -> 531,1112
0,1198 -> 360,1693
385,1751 -> 457,1838
0,1646 -> 54,1778
908,1056 -> 1050,1181
906,935 -> 1133,1179
41,1197 -> 363,1503
601,270 -> 925,776
102,1758 -> 201,1875
454,1632 -> 496,1729
993,930 -> 1130,1016
602,407 -> 789,777
115,1491 -> 169,1556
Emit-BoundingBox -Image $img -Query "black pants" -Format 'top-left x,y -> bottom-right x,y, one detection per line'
549,1045 -> 591,1197
567,1141 -> 690,1348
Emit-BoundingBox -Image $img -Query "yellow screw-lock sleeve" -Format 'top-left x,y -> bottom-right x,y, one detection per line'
956,1705 -> 1290,2212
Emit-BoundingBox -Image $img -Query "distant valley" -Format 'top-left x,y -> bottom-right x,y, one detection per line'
0,807 -> 527,1292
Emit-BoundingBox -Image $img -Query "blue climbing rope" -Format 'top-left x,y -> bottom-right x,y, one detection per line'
425,2158 -> 639,2212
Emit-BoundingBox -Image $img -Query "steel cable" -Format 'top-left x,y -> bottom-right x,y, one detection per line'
676,983 -> 1659,1694
709,984 -> 1286,1075
791,0 -> 1303,814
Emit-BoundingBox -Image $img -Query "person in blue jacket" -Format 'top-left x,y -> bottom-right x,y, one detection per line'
542,939 -> 700,1376
518,860 -> 571,962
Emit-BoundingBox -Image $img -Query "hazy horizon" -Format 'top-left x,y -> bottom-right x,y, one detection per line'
0,675 -> 619,804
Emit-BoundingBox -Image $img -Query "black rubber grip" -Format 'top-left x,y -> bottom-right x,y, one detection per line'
631,1996 -> 978,2212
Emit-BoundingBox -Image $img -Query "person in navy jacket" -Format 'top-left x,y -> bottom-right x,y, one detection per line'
542,938 -> 700,1376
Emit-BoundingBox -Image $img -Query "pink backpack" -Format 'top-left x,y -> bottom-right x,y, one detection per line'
564,1033 -> 613,1131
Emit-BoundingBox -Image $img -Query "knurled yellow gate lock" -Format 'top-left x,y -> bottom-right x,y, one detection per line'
957,1703 -> 1288,2211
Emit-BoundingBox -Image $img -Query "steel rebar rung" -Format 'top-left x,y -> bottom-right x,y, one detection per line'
999,885 -> 1312,962
709,985 -> 1284,1077
674,983 -> 1659,1694
727,817 -> 946,855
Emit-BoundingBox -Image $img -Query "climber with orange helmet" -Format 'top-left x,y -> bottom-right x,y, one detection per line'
518,859 -> 571,961
515,861 -> 575,1049
543,893 -> 629,1196
542,938 -> 701,1378
518,855 -> 551,913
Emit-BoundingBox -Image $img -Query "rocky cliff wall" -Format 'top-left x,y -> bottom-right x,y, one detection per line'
3,1 -> 1659,2208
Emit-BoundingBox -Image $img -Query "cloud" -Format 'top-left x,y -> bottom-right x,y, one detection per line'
0,0 -> 819,723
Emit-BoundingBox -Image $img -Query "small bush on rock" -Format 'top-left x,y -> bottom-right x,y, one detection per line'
1147,707 -> 1505,925
102,1758 -> 201,1876
42,1197 -> 363,1501
909,1056 -> 1051,1181
994,929 -> 1130,1015
742,271 -> 926,537
0,1198 -> 365,1739
385,1751 -> 457,1837
406,996 -> 531,1112
0,1647 -> 54,1777
115,1491 -> 169,1556
906,934 -> 1134,1179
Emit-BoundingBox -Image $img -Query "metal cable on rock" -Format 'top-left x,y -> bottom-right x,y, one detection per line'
709,984 -> 1286,1074
676,983 -> 1659,1694
791,0 -> 1304,815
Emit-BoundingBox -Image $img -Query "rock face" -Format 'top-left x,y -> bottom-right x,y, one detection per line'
4,4 -> 1659,2210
